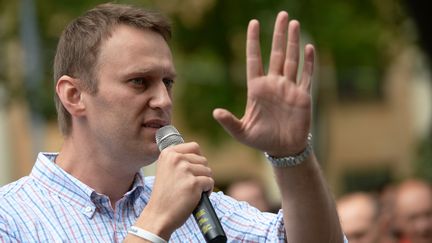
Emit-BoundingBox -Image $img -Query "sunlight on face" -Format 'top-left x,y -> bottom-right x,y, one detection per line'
83,25 -> 175,166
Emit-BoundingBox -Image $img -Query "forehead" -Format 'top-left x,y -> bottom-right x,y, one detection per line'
397,186 -> 432,215
338,196 -> 378,235
96,24 -> 175,79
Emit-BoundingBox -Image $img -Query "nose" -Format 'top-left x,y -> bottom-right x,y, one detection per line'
149,81 -> 172,111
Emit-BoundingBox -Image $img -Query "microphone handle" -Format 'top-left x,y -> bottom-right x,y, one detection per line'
192,192 -> 227,243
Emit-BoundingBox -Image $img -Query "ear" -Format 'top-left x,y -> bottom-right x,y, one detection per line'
56,75 -> 86,117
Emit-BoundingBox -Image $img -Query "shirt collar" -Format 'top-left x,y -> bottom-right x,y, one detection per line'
128,172 -> 147,217
30,152 -> 146,218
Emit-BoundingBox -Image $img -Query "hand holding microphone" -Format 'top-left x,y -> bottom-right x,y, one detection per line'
136,125 -> 226,242
155,125 -> 227,243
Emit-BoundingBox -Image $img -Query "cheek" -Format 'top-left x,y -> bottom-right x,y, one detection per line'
85,86 -> 152,130
85,95 -> 128,132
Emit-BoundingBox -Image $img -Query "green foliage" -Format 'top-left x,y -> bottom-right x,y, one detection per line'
171,0 -> 406,141
0,0 -> 409,142
171,0 -> 281,141
414,135 -> 432,181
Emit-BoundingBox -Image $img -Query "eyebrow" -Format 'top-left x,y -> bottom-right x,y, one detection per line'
121,66 -> 177,80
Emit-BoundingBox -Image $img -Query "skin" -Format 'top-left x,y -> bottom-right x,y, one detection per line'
56,25 -> 177,205
394,180 -> 432,243
216,12 -> 342,243
337,193 -> 380,243
56,10 -> 343,243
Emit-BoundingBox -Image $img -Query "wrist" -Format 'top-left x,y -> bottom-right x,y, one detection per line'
128,226 -> 167,243
135,206 -> 172,241
264,133 -> 313,167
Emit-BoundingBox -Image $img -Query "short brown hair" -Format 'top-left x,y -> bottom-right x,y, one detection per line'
53,3 -> 171,136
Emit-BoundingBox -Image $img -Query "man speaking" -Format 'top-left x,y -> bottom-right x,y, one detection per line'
0,3 -> 345,242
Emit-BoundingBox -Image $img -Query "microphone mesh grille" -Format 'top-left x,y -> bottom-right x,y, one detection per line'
155,125 -> 184,151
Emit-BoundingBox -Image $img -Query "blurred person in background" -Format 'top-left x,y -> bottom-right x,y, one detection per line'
226,179 -> 272,212
337,192 -> 382,243
393,179 -> 432,243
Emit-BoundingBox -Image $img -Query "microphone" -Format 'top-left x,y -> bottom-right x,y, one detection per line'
156,125 -> 227,243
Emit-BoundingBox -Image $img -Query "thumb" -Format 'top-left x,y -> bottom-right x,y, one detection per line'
212,108 -> 243,138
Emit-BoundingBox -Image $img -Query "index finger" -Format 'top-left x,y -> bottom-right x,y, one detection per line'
163,142 -> 202,156
246,19 -> 264,80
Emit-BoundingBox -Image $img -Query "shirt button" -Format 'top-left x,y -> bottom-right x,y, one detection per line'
85,206 -> 93,213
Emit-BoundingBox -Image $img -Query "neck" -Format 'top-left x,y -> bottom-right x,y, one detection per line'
56,135 -> 141,205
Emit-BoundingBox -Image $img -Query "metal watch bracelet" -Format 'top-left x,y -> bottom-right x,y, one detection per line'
264,133 -> 313,167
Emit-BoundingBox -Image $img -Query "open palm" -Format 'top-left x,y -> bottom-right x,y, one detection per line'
213,11 -> 315,156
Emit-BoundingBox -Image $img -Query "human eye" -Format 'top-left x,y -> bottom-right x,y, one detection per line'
129,77 -> 147,88
163,78 -> 175,90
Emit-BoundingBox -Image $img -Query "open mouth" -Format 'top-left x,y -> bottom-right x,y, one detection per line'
142,124 -> 163,128
142,120 -> 169,129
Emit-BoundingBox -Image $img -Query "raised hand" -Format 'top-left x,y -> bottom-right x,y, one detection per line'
213,11 -> 315,157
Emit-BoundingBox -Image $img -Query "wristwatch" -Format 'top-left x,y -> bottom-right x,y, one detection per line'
264,133 -> 313,167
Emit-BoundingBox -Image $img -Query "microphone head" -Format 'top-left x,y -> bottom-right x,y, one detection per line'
155,125 -> 184,151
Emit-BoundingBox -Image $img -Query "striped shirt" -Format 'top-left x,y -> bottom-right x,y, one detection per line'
0,153 -> 348,243
0,153 -> 288,242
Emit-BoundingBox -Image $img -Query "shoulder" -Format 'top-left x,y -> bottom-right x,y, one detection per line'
209,191 -> 248,209
0,177 -> 41,242
0,177 -> 35,232
0,176 -> 33,198
0,176 -> 44,216
209,191 -> 287,241
208,191 -> 255,217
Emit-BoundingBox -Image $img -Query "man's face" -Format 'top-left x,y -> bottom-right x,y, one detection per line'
82,24 -> 175,166
396,186 -> 432,243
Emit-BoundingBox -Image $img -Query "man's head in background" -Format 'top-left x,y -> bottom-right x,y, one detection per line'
227,179 -> 271,212
337,192 -> 381,243
393,179 -> 432,243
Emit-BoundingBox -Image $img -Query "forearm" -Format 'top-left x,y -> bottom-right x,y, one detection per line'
273,153 -> 343,243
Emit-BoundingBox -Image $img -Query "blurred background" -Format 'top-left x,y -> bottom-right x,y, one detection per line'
0,0 -> 431,207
